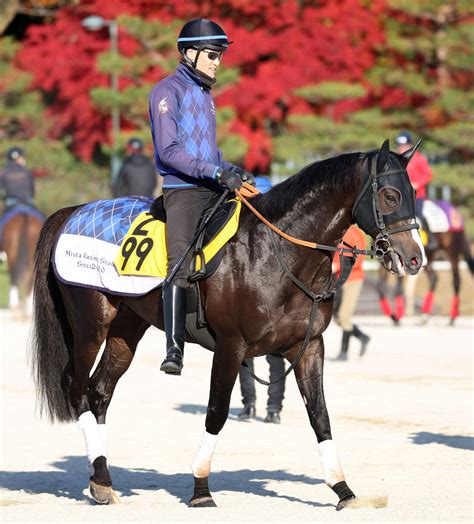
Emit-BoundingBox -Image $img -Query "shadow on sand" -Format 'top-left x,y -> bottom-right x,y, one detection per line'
410,431 -> 474,451
0,455 -> 330,507
174,403 -> 244,418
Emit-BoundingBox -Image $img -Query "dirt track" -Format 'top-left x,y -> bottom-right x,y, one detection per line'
1,311 -> 473,522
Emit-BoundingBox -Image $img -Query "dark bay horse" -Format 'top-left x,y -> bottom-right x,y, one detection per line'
0,205 -> 44,315
31,140 -> 424,509
377,215 -> 474,325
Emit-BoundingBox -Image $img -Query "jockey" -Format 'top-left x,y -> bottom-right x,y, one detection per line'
113,138 -> 157,198
149,18 -> 255,375
0,147 -> 35,211
396,131 -> 436,249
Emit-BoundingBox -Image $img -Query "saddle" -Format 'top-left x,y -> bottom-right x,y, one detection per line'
118,194 -> 241,281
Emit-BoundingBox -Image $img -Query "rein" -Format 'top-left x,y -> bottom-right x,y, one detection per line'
236,184 -> 372,257
235,184 -> 359,386
242,232 -> 356,386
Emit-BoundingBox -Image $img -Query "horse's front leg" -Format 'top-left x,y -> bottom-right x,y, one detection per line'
190,339 -> 243,508
289,335 -> 356,510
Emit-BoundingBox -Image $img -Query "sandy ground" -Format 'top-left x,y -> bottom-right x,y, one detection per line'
0,311 -> 473,523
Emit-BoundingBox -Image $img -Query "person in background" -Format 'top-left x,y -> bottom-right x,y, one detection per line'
395,131 -> 435,249
149,19 -> 255,376
333,225 -> 370,361
237,174 -> 285,424
0,147 -> 35,211
113,138 -> 157,198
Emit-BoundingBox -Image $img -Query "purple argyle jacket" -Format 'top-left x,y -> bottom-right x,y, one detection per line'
149,63 -> 235,188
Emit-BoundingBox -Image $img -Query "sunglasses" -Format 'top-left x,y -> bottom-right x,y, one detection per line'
202,49 -> 223,61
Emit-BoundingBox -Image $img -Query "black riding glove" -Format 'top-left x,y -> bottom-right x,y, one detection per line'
216,169 -> 243,191
233,166 -> 256,186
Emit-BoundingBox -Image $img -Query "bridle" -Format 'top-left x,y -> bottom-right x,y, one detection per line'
352,153 -> 419,262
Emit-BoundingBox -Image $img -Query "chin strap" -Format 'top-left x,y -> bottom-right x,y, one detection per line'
180,58 -> 216,88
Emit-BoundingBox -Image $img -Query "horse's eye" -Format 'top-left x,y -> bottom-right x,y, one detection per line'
385,194 -> 397,204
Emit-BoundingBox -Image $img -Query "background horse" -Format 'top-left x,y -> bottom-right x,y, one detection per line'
377,212 -> 474,325
31,141 -> 423,509
0,205 -> 44,315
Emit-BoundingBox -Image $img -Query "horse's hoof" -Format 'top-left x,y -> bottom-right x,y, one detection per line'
89,481 -> 120,505
336,495 -> 356,511
189,495 -> 217,508
336,495 -> 388,510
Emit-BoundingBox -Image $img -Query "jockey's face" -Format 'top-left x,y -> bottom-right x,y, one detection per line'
186,48 -> 223,79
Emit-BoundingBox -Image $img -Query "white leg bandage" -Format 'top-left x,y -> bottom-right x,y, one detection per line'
9,286 -> 19,308
98,424 -> 107,457
78,411 -> 107,475
192,431 -> 218,478
318,439 -> 345,487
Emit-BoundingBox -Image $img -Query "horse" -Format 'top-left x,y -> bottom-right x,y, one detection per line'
0,204 -> 44,315
31,140 -> 424,510
376,207 -> 474,325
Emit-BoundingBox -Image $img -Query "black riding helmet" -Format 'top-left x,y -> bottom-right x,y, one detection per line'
127,137 -> 143,151
6,147 -> 25,161
178,18 -> 231,54
178,19 -> 232,86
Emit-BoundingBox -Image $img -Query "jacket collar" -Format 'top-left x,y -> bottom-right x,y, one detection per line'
176,62 -> 215,90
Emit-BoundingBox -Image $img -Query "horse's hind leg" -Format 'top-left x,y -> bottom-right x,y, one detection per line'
58,284 -> 120,501
420,262 -> 438,322
289,335 -> 356,510
376,268 -> 398,325
447,249 -> 461,325
87,305 -> 150,504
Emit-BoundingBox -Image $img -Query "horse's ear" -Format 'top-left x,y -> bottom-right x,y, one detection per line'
376,139 -> 390,172
402,139 -> 423,164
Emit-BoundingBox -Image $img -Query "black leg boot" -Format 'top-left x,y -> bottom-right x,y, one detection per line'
336,330 -> 351,361
160,284 -> 187,375
352,324 -> 370,357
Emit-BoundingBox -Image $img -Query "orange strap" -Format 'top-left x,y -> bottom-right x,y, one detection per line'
235,182 -> 318,249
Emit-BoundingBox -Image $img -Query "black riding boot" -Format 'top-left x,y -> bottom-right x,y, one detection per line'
336,331 -> 351,361
352,324 -> 370,357
160,284 -> 187,375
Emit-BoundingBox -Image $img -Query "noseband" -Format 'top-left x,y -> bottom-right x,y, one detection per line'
352,155 -> 419,261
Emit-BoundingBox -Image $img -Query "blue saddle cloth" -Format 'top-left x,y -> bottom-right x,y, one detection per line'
54,196 -> 162,296
62,196 -> 154,245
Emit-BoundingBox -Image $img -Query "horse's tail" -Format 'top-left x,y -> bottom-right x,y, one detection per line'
31,206 -> 79,423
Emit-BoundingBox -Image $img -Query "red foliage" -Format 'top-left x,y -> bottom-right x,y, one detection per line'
16,0 -> 386,169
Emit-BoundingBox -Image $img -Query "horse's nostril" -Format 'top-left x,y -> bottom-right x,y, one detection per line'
410,257 -> 419,266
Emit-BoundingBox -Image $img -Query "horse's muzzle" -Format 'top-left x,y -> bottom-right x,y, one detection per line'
404,253 -> 423,275
382,249 -> 422,277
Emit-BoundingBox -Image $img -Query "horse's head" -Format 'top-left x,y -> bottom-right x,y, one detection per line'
352,139 -> 425,276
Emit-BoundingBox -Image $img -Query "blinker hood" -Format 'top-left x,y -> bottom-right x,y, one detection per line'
352,168 -> 416,237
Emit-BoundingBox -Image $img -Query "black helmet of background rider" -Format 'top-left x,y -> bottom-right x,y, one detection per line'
127,137 -> 143,154
6,147 -> 25,163
177,19 -> 232,85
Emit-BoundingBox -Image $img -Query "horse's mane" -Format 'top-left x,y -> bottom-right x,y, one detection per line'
255,151 -> 367,221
